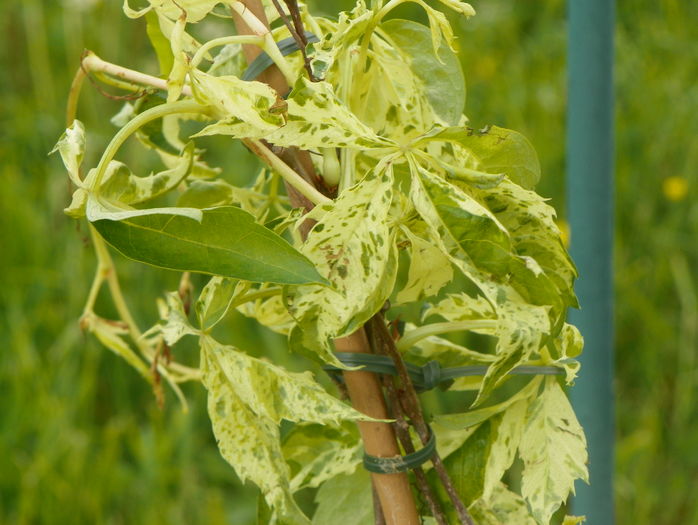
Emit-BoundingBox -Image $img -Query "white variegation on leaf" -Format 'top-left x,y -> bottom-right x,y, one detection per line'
482,397 -> 529,500
551,323 -> 583,383
282,423 -> 362,492
190,70 -> 284,132
196,77 -> 390,150
51,119 -> 86,186
237,293 -> 295,335
201,335 -> 371,425
196,276 -> 239,331
287,171 -> 396,362
61,1 -> 589,522
520,377 -> 588,525
200,337 -> 309,525
396,227 -> 453,304
123,0 -> 223,23
156,291 -> 199,346
469,482 -> 538,525
424,292 -> 496,322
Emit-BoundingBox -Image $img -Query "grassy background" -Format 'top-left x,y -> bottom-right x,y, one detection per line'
1,0 -> 696,523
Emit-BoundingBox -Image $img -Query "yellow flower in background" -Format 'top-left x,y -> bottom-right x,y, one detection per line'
557,219 -> 571,248
662,176 -> 688,202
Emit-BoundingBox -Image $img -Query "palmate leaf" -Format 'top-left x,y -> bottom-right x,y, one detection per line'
395,227 -> 453,304
466,178 -> 578,309
379,19 -> 465,126
417,125 -> 542,190
286,171 -> 396,364
200,338 -> 308,525
282,423 -> 362,492
195,77 -> 390,150
409,165 -> 569,403
519,377 -> 588,524
88,203 -> 326,285
123,0 -> 223,23
200,336 -> 373,524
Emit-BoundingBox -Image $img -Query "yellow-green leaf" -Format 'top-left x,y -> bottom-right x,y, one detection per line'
51,120 -> 85,186
520,378 -> 588,525
286,171 -> 396,362
396,227 -> 453,304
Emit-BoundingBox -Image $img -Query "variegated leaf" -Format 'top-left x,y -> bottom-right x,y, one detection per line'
282,422 -> 362,492
190,70 -> 284,132
416,125 -> 542,190
396,227 -> 453,304
201,336 -> 370,425
100,142 -> 194,205
197,77 -> 389,149
470,178 -> 578,309
124,0 -> 223,23
286,171 -> 396,363
50,119 -> 85,186
200,337 -> 309,525
158,291 -> 199,346
482,397 -> 530,499
520,377 -> 588,525
423,292 -> 496,323
196,276 -> 239,331
237,292 -> 295,336
469,482 -> 538,525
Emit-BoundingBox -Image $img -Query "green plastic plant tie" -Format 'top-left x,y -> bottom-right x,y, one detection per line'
241,32 -> 319,82
327,352 -> 563,392
363,426 -> 436,474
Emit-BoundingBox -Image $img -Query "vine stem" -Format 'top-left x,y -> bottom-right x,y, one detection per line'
371,314 -> 476,525
91,99 -> 209,192
86,226 -> 201,409
397,320 -> 498,352
244,139 -> 331,206
82,51 -> 191,96
366,323 -> 449,525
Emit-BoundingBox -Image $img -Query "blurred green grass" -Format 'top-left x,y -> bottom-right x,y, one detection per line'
1,0 -> 696,524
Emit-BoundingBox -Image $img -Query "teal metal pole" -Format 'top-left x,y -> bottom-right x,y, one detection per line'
566,0 -> 615,523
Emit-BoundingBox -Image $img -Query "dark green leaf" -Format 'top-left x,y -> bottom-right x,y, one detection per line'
91,205 -> 327,285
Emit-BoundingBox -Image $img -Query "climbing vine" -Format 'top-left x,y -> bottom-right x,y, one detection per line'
53,1 -> 587,523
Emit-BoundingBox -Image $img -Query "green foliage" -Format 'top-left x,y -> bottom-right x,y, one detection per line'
46,1 -> 590,523
4,0 -> 695,524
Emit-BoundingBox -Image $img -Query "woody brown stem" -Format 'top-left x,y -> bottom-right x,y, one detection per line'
370,314 -> 476,525
231,2 -> 419,524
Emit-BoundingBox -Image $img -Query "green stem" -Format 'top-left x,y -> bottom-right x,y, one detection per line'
92,71 -> 145,93
191,35 -> 264,69
397,320 -> 498,352
230,287 -> 282,308
245,139 -> 331,205
66,65 -> 87,126
230,1 -> 297,84
88,226 -> 201,399
92,100 -> 210,193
